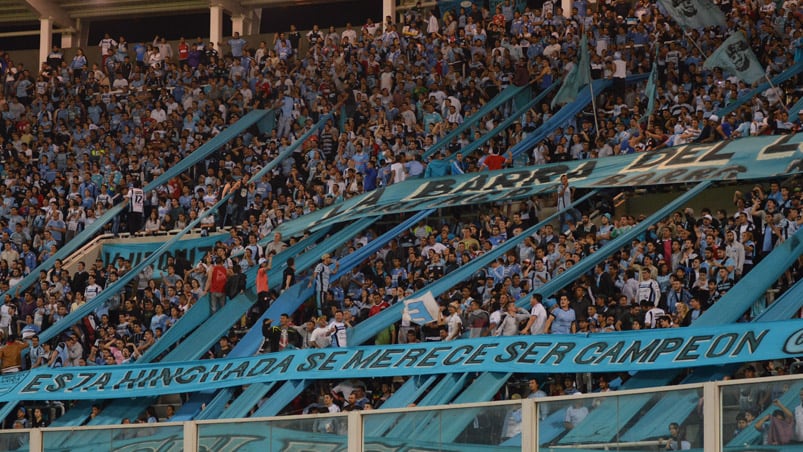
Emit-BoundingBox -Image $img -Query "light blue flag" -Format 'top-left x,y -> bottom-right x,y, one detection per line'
704,33 -> 765,85
657,0 -> 726,29
641,50 -> 659,123
551,34 -> 591,108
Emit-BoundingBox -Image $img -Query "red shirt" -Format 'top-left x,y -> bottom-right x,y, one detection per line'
178,43 -> 189,60
483,154 -> 506,171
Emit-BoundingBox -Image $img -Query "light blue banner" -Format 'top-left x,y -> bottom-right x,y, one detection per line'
101,234 -> 223,268
1,319 -> 801,402
276,133 -> 803,237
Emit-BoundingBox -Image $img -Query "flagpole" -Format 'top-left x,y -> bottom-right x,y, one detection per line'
588,69 -> 600,134
762,74 -> 791,115
584,29 -> 600,134
683,30 -> 710,60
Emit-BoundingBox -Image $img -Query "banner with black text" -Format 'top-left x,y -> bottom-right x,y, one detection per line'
1,320 -> 802,402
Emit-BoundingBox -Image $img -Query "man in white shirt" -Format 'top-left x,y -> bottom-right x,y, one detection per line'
445,303 -> 463,341
564,398 -> 589,430
328,311 -> 349,347
521,294 -> 548,335
310,317 -> 332,348
637,268 -> 661,307
83,275 -> 103,303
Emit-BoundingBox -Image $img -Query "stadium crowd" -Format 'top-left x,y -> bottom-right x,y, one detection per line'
0,0 -> 801,428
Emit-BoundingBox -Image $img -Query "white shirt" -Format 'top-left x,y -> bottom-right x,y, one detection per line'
446,313 -> 463,340
390,161 -> 406,184
613,59 -> 627,78
310,326 -> 332,348
529,303 -> 547,335
329,320 -> 347,347
564,404 -> 589,427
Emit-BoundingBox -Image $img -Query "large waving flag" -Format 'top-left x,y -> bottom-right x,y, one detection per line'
657,0 -> 726,29
551,34 -> 591,108
703,33 -> 765,85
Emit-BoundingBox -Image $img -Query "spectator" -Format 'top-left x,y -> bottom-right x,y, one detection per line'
664,422 -> 691,450
564,397 -> 589,430
0,333 -> 28,374
754,400 -> 794,445
205,257 -> 229,313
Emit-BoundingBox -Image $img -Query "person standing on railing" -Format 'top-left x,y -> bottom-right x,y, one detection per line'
205,257 -> 229,314
310,253 -> 338,317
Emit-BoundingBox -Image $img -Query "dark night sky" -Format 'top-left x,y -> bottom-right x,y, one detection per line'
1,0 -> 381,50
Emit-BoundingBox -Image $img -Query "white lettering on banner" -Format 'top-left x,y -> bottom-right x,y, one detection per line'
275,134 -> 803,237
1,320 -> 800,402
756,134 -> 803,160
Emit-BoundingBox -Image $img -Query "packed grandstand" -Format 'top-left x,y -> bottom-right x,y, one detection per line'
0,0 -> 802,449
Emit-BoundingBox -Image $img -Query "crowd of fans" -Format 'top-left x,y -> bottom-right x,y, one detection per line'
0,0 -> 800,430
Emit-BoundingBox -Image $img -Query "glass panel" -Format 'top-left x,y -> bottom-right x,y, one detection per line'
721,379 -> 803,449
537,388 -> 703,451
0,431 -> 29,451
43,428 -> 112,452
363,404 -> 520,451
43,425 -> 183,452
198,415 -> 348,451
110,424 -> 184,451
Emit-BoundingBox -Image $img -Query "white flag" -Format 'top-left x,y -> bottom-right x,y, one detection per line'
403,291 -> 440,325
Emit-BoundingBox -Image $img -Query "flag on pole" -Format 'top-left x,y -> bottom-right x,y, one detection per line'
403,291 -> 441,325
657,0 -> 726,30
641,48 -> 659,123
551,34 -> 591,108
703,33 -> 765,85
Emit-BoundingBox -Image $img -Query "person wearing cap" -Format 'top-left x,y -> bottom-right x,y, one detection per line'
309,253 -> 339,316
695,114 -> 718,143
